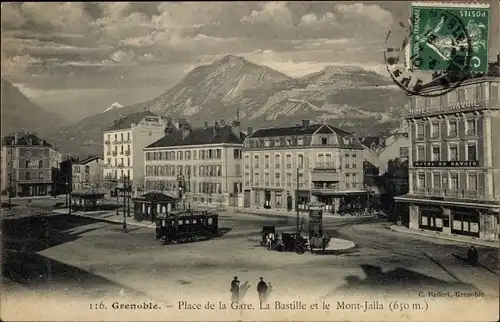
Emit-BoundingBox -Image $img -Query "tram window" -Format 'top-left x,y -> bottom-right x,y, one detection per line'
162,220 -> 166,227
178,220 -> 183,225
171,221 -> 174,226
208,218 -> 213,225
193,219 -> 197,224
186,219 -> 190,224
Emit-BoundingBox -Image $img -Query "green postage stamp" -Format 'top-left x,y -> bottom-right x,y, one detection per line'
409,2 -> 490,73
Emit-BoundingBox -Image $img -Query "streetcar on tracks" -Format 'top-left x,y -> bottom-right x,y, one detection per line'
155,210 -> 219,244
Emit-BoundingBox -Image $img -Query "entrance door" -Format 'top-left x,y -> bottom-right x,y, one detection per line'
419,206 -> 443,232
243,190 -> 251,208
287,196 -> 293,211
264,191 -> 271,209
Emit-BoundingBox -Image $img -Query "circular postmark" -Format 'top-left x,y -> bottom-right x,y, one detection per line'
384,7 -> 474,97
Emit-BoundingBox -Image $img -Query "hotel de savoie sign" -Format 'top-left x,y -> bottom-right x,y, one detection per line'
408,100 -> 480,116
413,161 -> 479,167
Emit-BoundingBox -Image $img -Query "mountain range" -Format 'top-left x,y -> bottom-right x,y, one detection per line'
1,79 -> 68,138
37,55 -> 407,156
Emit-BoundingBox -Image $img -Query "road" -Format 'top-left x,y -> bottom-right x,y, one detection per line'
1,209 -> 498,320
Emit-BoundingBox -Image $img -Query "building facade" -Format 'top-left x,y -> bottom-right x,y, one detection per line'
242,120 -> 366,213
143,121 -> 244,206
1,132 -> 55,197
72,156 -> 104,191
395,76 -> 500,241
103,111 -> 170,188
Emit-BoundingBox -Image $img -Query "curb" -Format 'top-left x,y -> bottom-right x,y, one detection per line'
389,225 -> 500,248
68,212 -> 155,229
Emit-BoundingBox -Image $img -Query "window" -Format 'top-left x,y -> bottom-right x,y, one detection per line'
467,144 -> 477,161
321,137 -> 327,145
475,85 -> 483,100
274,154 -> 280,169
244,156 -> 249,169
264,155 -> 270,169
254,191 -> 260,203
26,172 -> 31,180
200,150 -> 205,160
450,173 -> 459,189
275,172 -> 281,186
286,139 -> 292,146
399,147 -> 409,159
216,149 -> 221,159
449,145 -> 458,161
121,133 -> 124,141
351,154 -> 356,168
417,146 -> 425,161
448,120 -> 458,136
264,173 -> 270,186
424,97 -> 432,107
416,124 -> 424,140
127,132 -> 130,141
275,192 -> 282,205
344,154 -> 350,168
491,84 -> 498,99
275,139 -> 280,147
127,157 -> 130,166
298,173 -> 304,187
286,173 -> 292,187
466,119 -> 476,136
286,154 -> 292,169
431,123 -> 440,138
254,172 -> 260,186
208,149 -> 213,159
264,140 -> 270,147
186,151 -> 191,160
417,173 -> 425,188
468,173 -> 477,190
39,160 -> 44,168
297,155 -> 304,168
433,173 -> 441,188
233,149 -> 241,159
297,137 -> 304,146
440,94 -> 447,106
345,174 -> 350,188
432,146 -> 440,161
254,155 -> 259,169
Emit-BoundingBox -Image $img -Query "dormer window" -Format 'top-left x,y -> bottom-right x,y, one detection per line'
264,140 -> 270,147
297,137 -> 304,146
344,138 -> 351,145
286,139 -> 292,146
275,139 -> 280,147
321,137 -> 327,145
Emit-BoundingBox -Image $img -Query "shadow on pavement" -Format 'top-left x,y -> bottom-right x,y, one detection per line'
325,264 -> 479,297
2,202 -> 19,208
452,253 -> 500,277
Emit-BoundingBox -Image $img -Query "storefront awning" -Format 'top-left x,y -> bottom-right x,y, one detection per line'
395,195 -> 500,210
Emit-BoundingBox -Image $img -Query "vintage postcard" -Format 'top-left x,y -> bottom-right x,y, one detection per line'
1,1 -> 499,321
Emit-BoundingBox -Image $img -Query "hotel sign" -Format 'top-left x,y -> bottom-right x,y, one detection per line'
413,161 -> 478,167
408,100 -> 480,116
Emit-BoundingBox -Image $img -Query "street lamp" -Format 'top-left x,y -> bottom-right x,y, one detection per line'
115,180 -> 119,216
65,180 -> 69,207
122,176 -> 128,233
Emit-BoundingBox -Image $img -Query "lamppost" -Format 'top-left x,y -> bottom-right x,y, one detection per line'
122,175 -> 128,233
8,141 -> 14,210
296,166 -> 300,234
65,180 -> 69,207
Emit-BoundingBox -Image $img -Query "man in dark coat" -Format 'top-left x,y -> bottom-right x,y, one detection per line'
257,277 -> 268,303
230,276 -> 240,302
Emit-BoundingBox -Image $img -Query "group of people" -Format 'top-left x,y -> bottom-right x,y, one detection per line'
230,277 -> 272,303
265,232 -> 276,250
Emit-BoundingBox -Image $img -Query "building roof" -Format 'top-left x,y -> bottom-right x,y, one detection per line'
146,125 -> 245,148
359,136 -> 385,149
104,111 -> 159,132
77,155 -> 103,165
71,188 -> 107,196
249,123 -> 350,138
2,133 -> 53,147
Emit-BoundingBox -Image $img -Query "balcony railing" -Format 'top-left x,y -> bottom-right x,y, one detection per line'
104,140 -> 111,145
125,150 -> 131,156
412,187 -> 489,200
112,151 -> 117,156
312,162 -> 338,171
123,140 -> 131,144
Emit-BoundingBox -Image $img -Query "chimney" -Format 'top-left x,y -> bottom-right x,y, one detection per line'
247,126 -> 253,135
182,124 -> 191,139
204,121 -> 208,129
39,139 -> 44,146
231,120 -> 241,139
302,120 -> 310,128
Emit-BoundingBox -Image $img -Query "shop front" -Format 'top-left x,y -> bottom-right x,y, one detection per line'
296,190 -> 310,212
450,207 -> 480,237
419,205 -> 444,232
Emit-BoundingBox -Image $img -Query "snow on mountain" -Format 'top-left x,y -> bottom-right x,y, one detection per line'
104,101 -> 123,113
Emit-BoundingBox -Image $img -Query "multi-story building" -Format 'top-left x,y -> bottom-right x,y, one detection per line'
102,111 -> 170,188
143,120 -> 244,206
71,156 -> 104,191
395,73 -> 500,241
1,132 -> 55,197
242,120 -> 366,213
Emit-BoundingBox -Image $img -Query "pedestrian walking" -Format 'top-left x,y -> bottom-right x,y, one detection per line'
257,277 -> 268,303
266,232 -> 275,250
230,276 -> 240,303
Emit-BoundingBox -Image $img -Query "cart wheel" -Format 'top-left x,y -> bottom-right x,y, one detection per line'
296,245 -> 305,254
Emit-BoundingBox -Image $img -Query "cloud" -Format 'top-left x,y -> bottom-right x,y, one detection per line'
1,3 -> 25,29
1,54 -> 42,79
20,2 -> 92,33
110,50 -> 136,63
241,2 -> 293,26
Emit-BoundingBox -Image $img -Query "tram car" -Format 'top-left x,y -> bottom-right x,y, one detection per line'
155,210 -> 219,244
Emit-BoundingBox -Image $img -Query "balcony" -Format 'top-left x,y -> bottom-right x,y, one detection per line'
312,162 -> 340,182
125,150 -> 131,156
312,162 -> 338,171
412,187 -> 491,200
112,151 -> 117,156
105,140 -> 111,145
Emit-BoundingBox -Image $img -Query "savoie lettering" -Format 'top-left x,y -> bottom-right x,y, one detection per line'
449,101 -> 480,110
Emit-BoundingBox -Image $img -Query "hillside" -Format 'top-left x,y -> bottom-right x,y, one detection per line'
1,79 -> 68,138
46,55 -> 408,156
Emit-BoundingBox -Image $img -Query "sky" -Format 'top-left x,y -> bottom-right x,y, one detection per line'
1,1 -> 499,121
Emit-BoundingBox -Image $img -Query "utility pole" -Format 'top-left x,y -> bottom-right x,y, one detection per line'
296,166 -> 300,234
127,178 -> 131,218
115,179 -> 119,216
69,157 -> 73,216
122,175 -> 127,232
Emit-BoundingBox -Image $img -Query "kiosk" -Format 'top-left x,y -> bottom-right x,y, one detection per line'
308,202 -> 325,238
